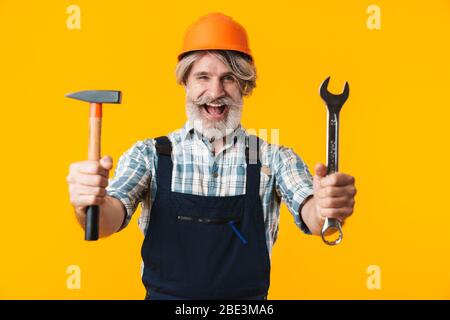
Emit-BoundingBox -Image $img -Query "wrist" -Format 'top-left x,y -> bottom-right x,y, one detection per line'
300,195 -> 323,236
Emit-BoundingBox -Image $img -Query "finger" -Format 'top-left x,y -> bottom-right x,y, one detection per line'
71,161 -> 109,178
316,185 -> 357,198
71,194 -> 106,207
314,163 -> 327,178
100,155 -> 113,171
68,174 -> 108,188
71,185 -> 107,197
317,196 -> 354,209
319,207 -> 354,220
321,173 -> 355,187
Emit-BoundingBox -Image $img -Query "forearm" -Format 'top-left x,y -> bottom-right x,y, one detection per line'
300,196 -> 323,236
74,195 -> 126,238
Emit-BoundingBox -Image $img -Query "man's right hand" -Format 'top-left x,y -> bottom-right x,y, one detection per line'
67,156 -> 113,216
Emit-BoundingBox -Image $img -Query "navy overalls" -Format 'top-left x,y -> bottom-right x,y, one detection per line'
141,135 -> 270,300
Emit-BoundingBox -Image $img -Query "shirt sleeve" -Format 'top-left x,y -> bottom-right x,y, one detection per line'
272,145 -> 315,235
106,139 -> 155,231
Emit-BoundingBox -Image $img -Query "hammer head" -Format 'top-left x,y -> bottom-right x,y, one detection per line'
66,90 -> 122,104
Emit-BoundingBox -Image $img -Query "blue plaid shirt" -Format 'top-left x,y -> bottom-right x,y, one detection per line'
107,121 -> 314,256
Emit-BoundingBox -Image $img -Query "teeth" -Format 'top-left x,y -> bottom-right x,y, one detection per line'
206,103 -> 224,107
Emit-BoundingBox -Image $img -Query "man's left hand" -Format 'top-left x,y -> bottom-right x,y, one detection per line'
312,163 -> 357,227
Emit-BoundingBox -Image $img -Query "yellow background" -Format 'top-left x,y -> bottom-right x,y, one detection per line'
0,0 -> 449,299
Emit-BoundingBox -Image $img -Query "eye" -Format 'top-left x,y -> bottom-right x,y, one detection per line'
222,75 -> 235,82
197,76 -> 209,80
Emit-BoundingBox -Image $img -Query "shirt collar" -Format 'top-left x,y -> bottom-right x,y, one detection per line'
181,121 -> 246,146
181,120 -> 195,141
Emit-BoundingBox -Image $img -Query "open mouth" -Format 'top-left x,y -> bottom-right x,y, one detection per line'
201,103 -> 227,116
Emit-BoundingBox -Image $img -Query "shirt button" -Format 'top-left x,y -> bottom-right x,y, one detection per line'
212,172 -> 219,178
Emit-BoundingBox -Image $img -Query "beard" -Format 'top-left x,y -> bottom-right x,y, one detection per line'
185,92 -> 243,142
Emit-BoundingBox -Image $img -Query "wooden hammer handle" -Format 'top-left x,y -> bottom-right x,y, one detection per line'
88,103 -> 102,161
86,103 -> 102,241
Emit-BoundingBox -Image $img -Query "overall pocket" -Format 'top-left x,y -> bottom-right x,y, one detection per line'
176,215 -> 248,244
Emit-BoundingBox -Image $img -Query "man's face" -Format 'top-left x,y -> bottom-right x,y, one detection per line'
185,53 -> 243,140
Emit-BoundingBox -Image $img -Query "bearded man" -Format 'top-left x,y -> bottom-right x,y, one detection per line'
66,12 -> 357,300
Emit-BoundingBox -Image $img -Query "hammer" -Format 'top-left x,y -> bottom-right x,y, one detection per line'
66,90 -> 122,241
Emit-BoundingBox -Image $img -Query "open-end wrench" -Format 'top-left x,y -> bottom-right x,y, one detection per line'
319,76 -> 350,246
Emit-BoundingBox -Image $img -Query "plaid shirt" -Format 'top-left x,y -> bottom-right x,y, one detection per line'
107,122 -> 314,257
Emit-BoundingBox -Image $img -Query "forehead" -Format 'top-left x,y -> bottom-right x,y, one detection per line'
190,53 -> 231,75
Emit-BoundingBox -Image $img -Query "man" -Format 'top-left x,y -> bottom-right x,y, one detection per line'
66,12 -> 357,300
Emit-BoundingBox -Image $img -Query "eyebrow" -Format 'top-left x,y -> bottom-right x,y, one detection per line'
192,71 -> 234,78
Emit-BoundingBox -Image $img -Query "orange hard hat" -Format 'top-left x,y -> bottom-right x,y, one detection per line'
178,12 -> 253,61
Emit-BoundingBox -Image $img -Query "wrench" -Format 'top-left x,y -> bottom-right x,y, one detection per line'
319,76 -> 350,246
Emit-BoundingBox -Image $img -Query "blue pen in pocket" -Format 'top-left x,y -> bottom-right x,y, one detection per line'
228,221 -> 248,245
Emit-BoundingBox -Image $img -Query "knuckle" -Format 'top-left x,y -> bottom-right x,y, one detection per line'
69,162 -> 77,172
70,194 -> 77,205
68,174 -> 78,185
95,187 -> 106,196
325,198 -> 334,207
94,187 -> 101,196
332,175 -> 339,185
343,208 -> 353,217
92,162 -> 102,173
89,195 -> 97,204
328,176 -> 336,185
68,175 -> 78,185
82,163 -> 92,173
94,176 -> 103,186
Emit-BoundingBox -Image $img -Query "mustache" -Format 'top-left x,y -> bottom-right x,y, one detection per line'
192,95 -> 240,107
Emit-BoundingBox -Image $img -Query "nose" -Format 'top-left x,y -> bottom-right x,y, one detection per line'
208,78 -> 226,100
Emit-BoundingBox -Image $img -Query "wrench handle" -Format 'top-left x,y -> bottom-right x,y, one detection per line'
326,111 -> 339,174
321,111 -> 343,245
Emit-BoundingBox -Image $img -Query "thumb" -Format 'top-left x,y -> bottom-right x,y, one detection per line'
100,155 -> 113,171
314,163 -> 327,178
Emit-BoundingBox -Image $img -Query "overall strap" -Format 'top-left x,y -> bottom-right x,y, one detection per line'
155,135 -> 261,194
155,136 -> 173,190
245,135 -> 262,197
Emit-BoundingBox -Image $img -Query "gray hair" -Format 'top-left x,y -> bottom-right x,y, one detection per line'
175,50 -> 257,96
